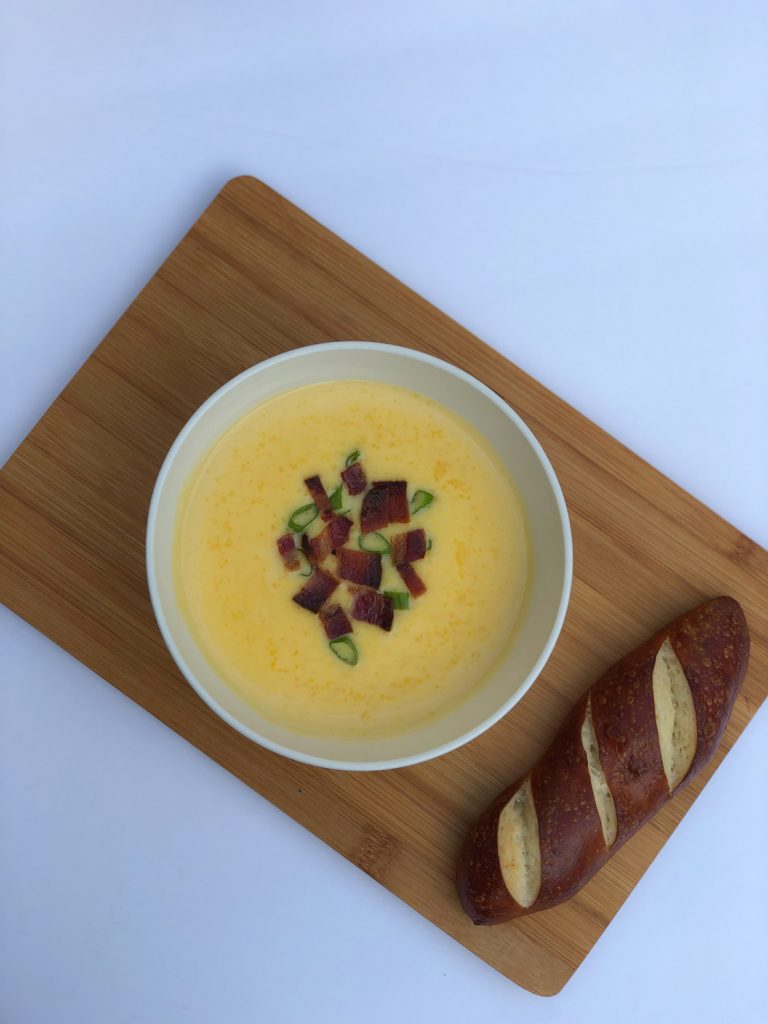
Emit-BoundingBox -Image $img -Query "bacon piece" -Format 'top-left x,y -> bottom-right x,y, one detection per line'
319,603 -> 353,640
350,589 -> 394,632
300,532 -> 316,567
341,461 -> 367,496
309,528 -> 333,564
292,569 -> 338,613
309,515 -> 353,563
304,475 -> 334,522
396,561 -> 427,598
386,481 -> 410,524
390,528 -> 427,565
277,533 -> 301,571
337,548 -> 382,589
329,514 -> 353,548
360,480 -> 409,533
359,482 -> 389,533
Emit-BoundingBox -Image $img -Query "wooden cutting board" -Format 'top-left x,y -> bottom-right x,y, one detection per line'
1,176 -> 766,995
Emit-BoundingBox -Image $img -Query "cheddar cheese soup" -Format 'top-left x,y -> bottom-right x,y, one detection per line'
176,381 -> 529,739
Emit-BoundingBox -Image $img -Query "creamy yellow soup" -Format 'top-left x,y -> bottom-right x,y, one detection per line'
176,380 -> 529,739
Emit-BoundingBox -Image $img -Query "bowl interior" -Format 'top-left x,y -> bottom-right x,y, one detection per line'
147,343 -> 571,768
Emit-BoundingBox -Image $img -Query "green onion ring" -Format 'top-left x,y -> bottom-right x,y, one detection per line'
287,502 -> 318,532
329,637 -> 358,665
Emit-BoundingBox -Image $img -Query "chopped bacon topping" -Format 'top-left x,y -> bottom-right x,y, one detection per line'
276,533 -> 301,571
309,515 -> 353,563
304,475 -> 334,521
389,528 -> 427,565
284,460 -> 433,660
337,548 -> 382,589
360,480 -> 410,533
319,603 -> 353,640
359,482 -> 389,533
386,481 -> 410,524
292,568 -> 338,613
350,588 -> 394,632
396,561 -> 427,598
309,529 -> 332,564
341,461 -> 367,496
328,514 -> 353,548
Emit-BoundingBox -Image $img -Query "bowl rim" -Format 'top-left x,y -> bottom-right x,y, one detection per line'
146,341 -> 573,771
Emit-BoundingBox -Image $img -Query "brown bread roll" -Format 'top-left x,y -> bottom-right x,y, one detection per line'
457,597 -> 750,923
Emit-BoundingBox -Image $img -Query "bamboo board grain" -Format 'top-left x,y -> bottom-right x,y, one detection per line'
1,176 -> 766,995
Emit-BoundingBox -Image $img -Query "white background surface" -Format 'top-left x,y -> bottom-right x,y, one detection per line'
2,2 -> 767,1021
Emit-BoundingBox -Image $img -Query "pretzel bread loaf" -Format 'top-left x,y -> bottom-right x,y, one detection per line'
457,597 -> 750,924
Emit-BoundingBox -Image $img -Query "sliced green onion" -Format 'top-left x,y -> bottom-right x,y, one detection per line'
344,449 -> 361,467
410,489 -> 434,515
330,486 -> 352,515
358,531 -> 389,554
296,551 -> 313,577
427,537 -> 433,551
329,637 -> 358,665
383,590 -> 410,610
287,502 -> 318,532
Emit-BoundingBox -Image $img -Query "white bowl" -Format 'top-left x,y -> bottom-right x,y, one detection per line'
146,342 -> 572,770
